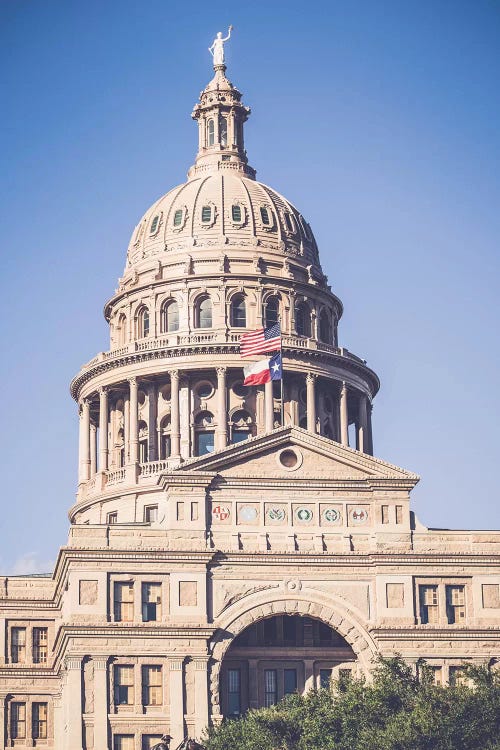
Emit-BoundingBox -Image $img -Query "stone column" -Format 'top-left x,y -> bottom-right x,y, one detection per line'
304,659 -> 315,693
306,374 -> 316,433
168,657 -> 185,747
216,367 -> 227,450
129,377 -> 139,463
367,402 -> 374,455
124,395 -> 130,464
53,693 -> 63,750
357,394 -> 369,454
340,382 -> 349,446
93,658 -> 109,750
90,423 -> 97,476
264,380 -> 274,432
169,370 -> 181,458
79,400 -> 91,483
193,657 -> 209,740
98,387 -> 109,472
64,657 -> 83,750
0,694 -> 6,750
147,383 -> 158,461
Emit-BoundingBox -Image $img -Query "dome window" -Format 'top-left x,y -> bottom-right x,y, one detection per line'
201,206 -> 212,224
173,209 -> 183,227
260,207 -> 271,226
161,300 -> 179,333
295,301 -> 311,337
195,295 -> 212,329
264,296 -> 279,327
232,205 -> 242,223
150,215 -> 160,234
284,212 -> 295,232
207,119 -> 215,147
137,306 -> 150,339
219,115 -> 228,147
319,309 -> 332,344
230,294 -> 246,328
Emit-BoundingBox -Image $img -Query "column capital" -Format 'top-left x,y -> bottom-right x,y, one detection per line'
93,656 -> 108,670
64,656 -> 83,671
216,366 -> 227,378
192,656 -> 210,670
168,657 -> 184,670
168,369 -> 179,382
128,376 -> 138,387
306,373 -> 317,384
98,385 -> 108,396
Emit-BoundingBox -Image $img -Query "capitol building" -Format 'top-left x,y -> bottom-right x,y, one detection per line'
0,43 -> 499,750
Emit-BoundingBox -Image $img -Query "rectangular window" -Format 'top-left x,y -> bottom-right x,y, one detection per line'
231,205 -> 242,223
173,209 -> 183,227
33,627 -> 48,664
11,627 -> 26,664
114,665 -> 134,705
201,206 -> 212,223
260,207 -> 271,226
107,512 -> 118,525
482,583 -> 500,609
144,505 -> 158,523
284,668 -> 297,695
114,582 -> 134,622
142,665 -> 162,706
264,669 -> 277,707
420,585 -> 439,624
446,585 -> 466,624
142,583 -> 161,622
381,505 -> 389,524
227,668 -> 241,716
319,668 -> 332,689
10,702 -> 26,740
114,735 -> 135,750
449,666 -> 467,686
139,439 -> 148,463
32,702 -> 48,740
395,505 -> 403,524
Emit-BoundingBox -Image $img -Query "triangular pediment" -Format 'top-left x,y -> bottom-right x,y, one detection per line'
176,426 -> 419,486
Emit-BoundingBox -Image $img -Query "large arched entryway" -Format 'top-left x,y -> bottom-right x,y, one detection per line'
219,614 -> 357,717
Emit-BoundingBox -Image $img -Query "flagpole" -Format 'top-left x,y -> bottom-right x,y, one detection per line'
280,319 -> 284,427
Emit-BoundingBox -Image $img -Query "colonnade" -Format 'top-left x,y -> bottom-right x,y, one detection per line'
78,370 -> 373,485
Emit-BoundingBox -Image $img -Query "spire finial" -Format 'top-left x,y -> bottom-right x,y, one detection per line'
208,25 -> 233,71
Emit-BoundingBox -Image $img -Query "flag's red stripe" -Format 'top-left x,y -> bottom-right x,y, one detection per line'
243,369 -> 271,385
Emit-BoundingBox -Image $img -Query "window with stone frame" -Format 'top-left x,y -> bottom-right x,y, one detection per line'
114,735 -> 135,750
142,665 -> 162,706
113,582 -> 134,622
264,296 -> 279,327
107,511 -> 118,525
33,627 -> 48,664
446,585 -> 466,624
10,627 -> 26,664
420,585 -> 439,624
142,583 -> 161,622
230,294 -> 246,328
114,665 -> 134,706
10,702 -> 26,740
195,295 -> 212,329
32,702 -> 48,740
161,300 -> 179,333
227,668 -> 241,716
137,306 -> 150,339
144,505 -> 158,523
264,669 -> 277,707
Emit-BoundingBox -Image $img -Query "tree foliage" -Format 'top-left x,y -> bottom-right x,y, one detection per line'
204,658 -> 500,750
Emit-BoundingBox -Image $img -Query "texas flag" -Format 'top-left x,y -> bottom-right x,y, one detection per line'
243,353 -> 282,386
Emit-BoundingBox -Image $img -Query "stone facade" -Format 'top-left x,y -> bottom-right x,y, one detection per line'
0,57 -> 499,750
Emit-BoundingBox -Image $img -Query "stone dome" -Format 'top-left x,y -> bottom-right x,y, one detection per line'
125,173 -> 321,271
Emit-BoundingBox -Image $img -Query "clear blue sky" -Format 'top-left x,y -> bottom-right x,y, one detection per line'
1,0 -> 499,573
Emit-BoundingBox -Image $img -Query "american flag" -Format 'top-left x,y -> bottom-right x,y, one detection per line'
239,323 -> 281,358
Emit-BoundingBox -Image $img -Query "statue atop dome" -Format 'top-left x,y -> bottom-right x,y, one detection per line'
208,26 -> 233,67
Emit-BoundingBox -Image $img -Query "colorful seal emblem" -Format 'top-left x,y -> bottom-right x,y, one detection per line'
212,505 -> 230,521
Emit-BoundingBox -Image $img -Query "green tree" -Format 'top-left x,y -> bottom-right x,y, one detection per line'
204,658 -> 500,750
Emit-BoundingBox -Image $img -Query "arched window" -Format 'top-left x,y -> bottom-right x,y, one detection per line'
196,296 -> 212,329
159,415 -> 171,459
161,300 -> 179,333
319,310 -> 331,344
230,294 -> 246,328
138,421 -> 148,463
264,296 -> 279,328
137,306 -> 150,339
207,119 -> 215,146
230,409 -> 253,444
194,411 -> 215,456
150,215 -> 160,234
219,115 -> 228,147
295,302 -> 311,337
117,313 -> 127,346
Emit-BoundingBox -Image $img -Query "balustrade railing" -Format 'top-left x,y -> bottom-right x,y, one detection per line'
106,468 -> 126,485
139,460 -> 170,477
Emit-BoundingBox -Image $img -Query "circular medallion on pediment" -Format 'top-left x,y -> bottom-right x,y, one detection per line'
239,505 -> 258,523
212,505 -> 230,521
323,507 -> 341,524
267,506 -> 286,523
276,447 -> 303,471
